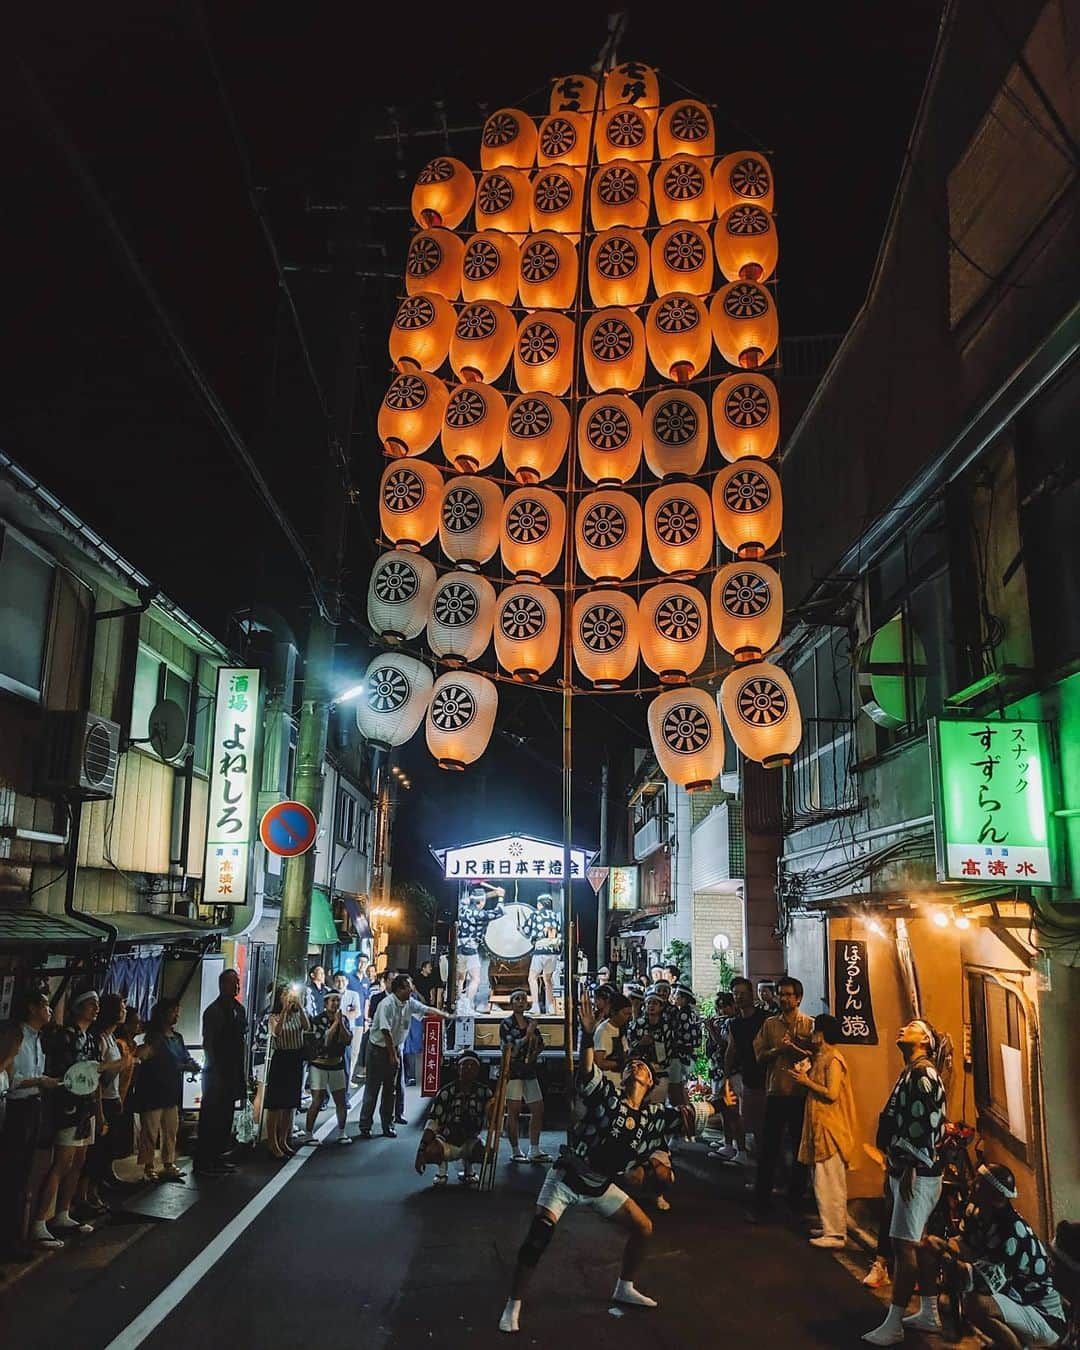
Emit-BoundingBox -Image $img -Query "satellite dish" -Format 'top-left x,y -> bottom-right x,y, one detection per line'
148,699 -> 191,762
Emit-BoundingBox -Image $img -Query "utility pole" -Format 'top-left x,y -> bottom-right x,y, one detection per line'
595,755 -> 609,970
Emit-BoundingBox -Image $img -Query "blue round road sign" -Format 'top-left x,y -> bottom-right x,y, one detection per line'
260,800 -> 319,858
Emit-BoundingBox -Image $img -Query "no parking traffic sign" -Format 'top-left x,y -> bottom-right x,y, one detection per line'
259,800 -> 319,858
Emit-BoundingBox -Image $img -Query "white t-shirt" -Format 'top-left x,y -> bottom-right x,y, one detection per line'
334,990 -> 363,1024
99,1031 -> 123,1101
593,1018 -> 624,1088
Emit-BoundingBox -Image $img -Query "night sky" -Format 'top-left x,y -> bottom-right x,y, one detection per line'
3,4 -> 943,897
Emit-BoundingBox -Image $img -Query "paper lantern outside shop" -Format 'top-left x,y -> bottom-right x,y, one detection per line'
596,105 -> 654,165
439,475 -> 503,569
713,150 -> 775,214
572,590 -> 640,689
411,156 -> 474,229
710,562 -> 783,662
367,550 -> 436,644
379,459 -> 443,551
480,108 -> 538,171
575,490 -> 642,583
502,392 -> 570,483
647,687 -> 724,792
578,395 -> 642,486
638,583 -> 708,683
426,672 -> 499,770
712,458 -> 783,559
404,228 -> 464,301
461,231 -> 520,306
377,371 -> 449,459
602,62 -> 659,111
642,388 -> 708,479
583,307 -> 646,393
549,74 -> 597,114
354,653 -> 433,751
653,155 -> 715,225
427,571 -> 496,668
514,311 -> 575,395
530,166 -> 585,240
517,231 -> 578,310
656,100 -> 715,159
714,204 -> 778,283
588,228 -> 649,309
475,168 -> 531,235
494,584 -> 561,681
591,159 -> 650,230
712,373 -> 779,462
500,487 -> 566,581
449,300 -> 516,384
710,281 -> 779,369
645,293 -> 710,382
645,482 -> 713,578
719,660 -> 801,768
441,382 -> 506,473
389,292 -> 454,373
536,113 -> 589,168
651,221 -> 713,297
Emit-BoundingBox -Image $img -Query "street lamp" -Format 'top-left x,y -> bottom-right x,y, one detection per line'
334,682 -> 366,705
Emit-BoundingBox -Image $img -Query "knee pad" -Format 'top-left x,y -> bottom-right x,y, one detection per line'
518,1214 -> 555,1268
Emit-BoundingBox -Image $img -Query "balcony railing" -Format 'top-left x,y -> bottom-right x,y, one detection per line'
743,719 -> 861,834
633,815 -> 666,861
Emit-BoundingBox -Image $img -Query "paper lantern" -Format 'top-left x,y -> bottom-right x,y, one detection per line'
367,550 -> 437,644
710,281 -> 779,368
518,231 -> 578,310
712,458 -> 783,559
502,392 -> 570,483
578,395 -> 642,486
405,228 -> 464,301
638,583 -> 708,683
501,487 -> 566,581
602,62 -> 659,111
583,307 -> 646,393
377,371 -> 449,459
514,311 -> 575,395
714,204 -> 779,283
379,459 -> 443,551
657,100 -> 716,159
654,156 -> 714,225
645,483 -> 713,578
719,661 -> 801,768
575,490 -> 642,583
426,672 -> 498,770
591,159 -> 650,230
573,589 -> 640,689
588,228 -> 649,308
651,221 -> 713,297
441,382 -> 506,473
427,571 -> 496,668
530,166 -> 585,240
475,168 -> 531,235
389,292 -> 455,373
536,113 -> 589,168
648,687 -> 725,792
596,105 -> 654,165
439,475 -> 502,569
711,562 -> 783,662
480,108 -> 538,171
411,156 -> 475,229
549,74 -> 597,114
495,584 -> 561,682
461,231 -> 520,306
449,300 -> 515,384
713,151 -> 775,214
646,293 -> 711,381
712,373 -> 779,462
355,653 -> 433,751
643,388 -> 708,479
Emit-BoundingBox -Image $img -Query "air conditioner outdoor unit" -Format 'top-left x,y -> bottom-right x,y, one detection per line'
39,710 -> 121,801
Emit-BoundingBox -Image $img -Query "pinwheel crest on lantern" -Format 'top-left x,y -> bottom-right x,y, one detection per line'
441,382 -> 506,474
648,687 -> 724,792
573,589 -> 640,689
480,108 -> 537,171
439,475 -> 502,570
651,221 -> 713,298
354,653 -> 433,751
405,228 -> 464,301
427,571 -> 496,668
710,281 -> 779,369
720,661 -> 801,768
645,482 -> 713,579
654,155 -> 715,225
713,151 -> 775,214
377,371 -> 449,458
712,458 -> 783,560
712,373 -> 779,462
379,459 -> 443,551
715,204 -> 778,283
602,61 -> 659,111
549,74 -> 597,114
643,388 -> 708,479
461,231 -> 520,306
657,100 -> 716,159
578,395 -> 642,486
367,550 -> 436,644
646,293 -> 710,382
514,311 -> 575,395
450,300 -> 515,384
591,159 -> 650,231
536,113 -> 588,168
588,228 -> 649,309
583,307 -> 646,394
426,672 -> 498,771
518,231 -> 578,311
389,292 -> 454,373
596,105 -> 654,165
495,584 -> 561,682
530,165 -> 585,240
411,156 -> 475,229
502,392 -> 569,484
475,168 -> 531,236
575,490 -> 642,583
638,583 -> 708,683
501,487 -> 565,581
711,562 -> 783,663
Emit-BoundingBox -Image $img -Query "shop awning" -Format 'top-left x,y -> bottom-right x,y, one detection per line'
98,912 -> 225,946
309,888 -> 339,946
0,907 -> 106,952
609,911 -> 661,938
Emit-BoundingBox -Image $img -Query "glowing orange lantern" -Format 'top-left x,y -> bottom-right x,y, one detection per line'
710,281 -> 779,368
642,389 -> 708,480
355,653 -> 433,751
712,458 -> 783,559
502,392 -> 570,483
549,74 -> 597,115
588,228 -> 649,308
648,687 -> 725,792
405,228 -> 464,301
427,571 -> 496,668
651,221 -> 713,298
638,583 -> 708,683
500,486 -> 566,581
646,293 -> 710,381
645,483 -> 713,578
536,113 -> 589,168
461,231 -> 520,306
480,108 -> 538,171
517,231 -> 578,310
656,100 -> 715,159
591,159 -> 650,231
596,105 -> 654,165
578,395 -> 642,486
530,166 -> 585,240
475,168 -> 531,236
602,62 -> 659,111
367,550 -> 437,644
377,371 -> 449,458
713,151 -> 775,214
575,490 -> 642,583
514,311 -> 575,395
654,155 -> 714,225
426,672 -> 498,770
712,373 -> 779,462
439,475 -> 502,569
441,382 -> 506,473
411,156 -> 474,229
389,292 -> 454,373
572,590 -> 640,689
379,459 -> 443,552
714,204 -> 778,283
719,661 -> 801,768
495,584 -> 561,682
449,300 -> 515,384
711,562 -> 783,662
583,307 -> 646,394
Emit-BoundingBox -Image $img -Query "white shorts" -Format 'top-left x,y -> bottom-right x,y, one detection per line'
56,1119 -> 95,1148
668,1058 -> 685,1085
536,1167 -> 628,1220
530,954 -> 557,977
460,953 -> 483,977
888,1173 -> 942,1242
308,1066 -> 347,1093
990,1294 -> 1060,1348
437,1137 -> 480,1161
506,1077 -> 543,1104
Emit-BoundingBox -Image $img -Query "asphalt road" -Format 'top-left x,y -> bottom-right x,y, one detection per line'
1,1089 -> 954,1350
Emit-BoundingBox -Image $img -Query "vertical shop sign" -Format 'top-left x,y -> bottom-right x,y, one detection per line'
204,667 -> 260,905
832,939 -> 878,1044
421,1013 -> 444,1097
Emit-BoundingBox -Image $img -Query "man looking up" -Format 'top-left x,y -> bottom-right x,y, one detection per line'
748,975 -> 814,1221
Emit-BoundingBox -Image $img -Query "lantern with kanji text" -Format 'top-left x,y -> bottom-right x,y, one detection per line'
549,74 -> 597,114
602,62 -> 659,111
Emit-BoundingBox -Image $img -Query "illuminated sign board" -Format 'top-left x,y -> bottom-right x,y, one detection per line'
431,835 -> 592,882
204,667 -> 261,904
930,718 -> 1054,885
609,865 -> 639,911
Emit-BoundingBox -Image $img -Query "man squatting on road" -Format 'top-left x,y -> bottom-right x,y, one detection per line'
499,998 -> 714,1334
414,1050 -> 493,1187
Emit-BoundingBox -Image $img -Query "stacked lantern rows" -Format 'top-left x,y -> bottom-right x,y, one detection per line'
359,63 -> 802,786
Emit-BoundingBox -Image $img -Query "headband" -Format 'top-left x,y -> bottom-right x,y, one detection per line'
977,1164 -> 1018,1199
72,990 -> 100,1008
457,1051 -> 481,1067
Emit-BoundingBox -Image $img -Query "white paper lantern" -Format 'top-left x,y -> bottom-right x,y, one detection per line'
710,562 -> 783,662
645,483 -> 713,578
575,490 -> 642,583
355,653 -> 433,750
647,687 -> 725,792
366,550 -> 436,644
719,660 -> 801,768
439,475 -> 503,569
638,582 -> 708,684
642,388 -> 708,479
572,589 -> 640,689
426,672 -> 498,770
427,571 -> 496,668
379,459 -> 444,551
500,486 -> 566,581
494,584 -> 561,682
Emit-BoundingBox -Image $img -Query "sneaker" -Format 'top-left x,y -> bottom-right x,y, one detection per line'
810,1235 -> 846,1249
862,1258 -> 890,1289
527,1150 -> 553,1164
510,1150 -> 527,1162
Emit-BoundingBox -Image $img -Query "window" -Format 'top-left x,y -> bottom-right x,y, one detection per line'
129,646 -> 192,756
968,971 -> 1032,1161
790,634 -> 857,821
336,788 -> 357,846
0,525 -> 55,701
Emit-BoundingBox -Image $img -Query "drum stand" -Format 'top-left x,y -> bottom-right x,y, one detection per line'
479,1043 -> 512,1192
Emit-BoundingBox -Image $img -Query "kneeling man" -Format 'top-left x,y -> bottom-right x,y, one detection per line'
415,1051 -> 493,1187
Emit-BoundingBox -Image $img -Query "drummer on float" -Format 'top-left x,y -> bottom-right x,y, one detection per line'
528,893 -> 563,1016
457,885 -> 504,1013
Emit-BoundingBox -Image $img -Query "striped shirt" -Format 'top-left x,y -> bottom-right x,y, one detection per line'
271,1009 -> 305,1051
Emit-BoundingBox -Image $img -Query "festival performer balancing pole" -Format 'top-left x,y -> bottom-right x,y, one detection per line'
414,1051 -> 493,1188
498,999 -> 714,1334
